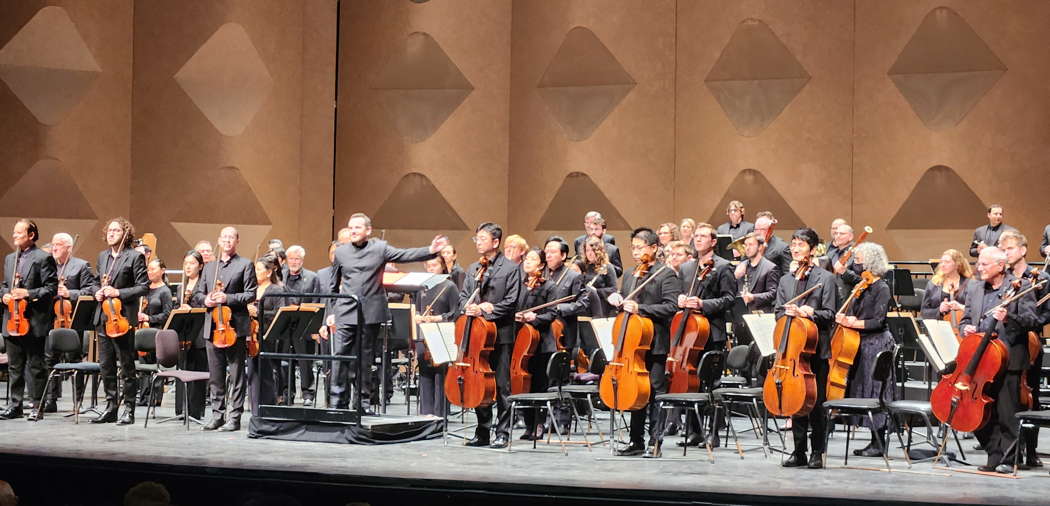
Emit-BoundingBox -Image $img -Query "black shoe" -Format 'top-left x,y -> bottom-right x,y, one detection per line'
663,422 -> 680,437
465,435 -> 490,447
782,452 -> 808,467
490,436 -> 509,449
117,408 -> 135,426
677,433 -> 702,447
90,407 -> 117,424
807,453 -> 824,469
1026,454 -> 1044,469
643,442 -> 662,458
977,464 -> 997,473
26,409 -> 41,422
0,406 -> 23,420
302,395 -> 314,406
202,416 -> 225,431
218,419 -> 240,432
615,442 -> 645,456
43,400 -> 58,413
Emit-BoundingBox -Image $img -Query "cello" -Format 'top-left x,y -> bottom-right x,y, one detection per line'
6,246 -> 28,337
510,270 -> 545,395
763,257 -> 823,417
666,259 -> 714,394
208,255 -> 237,348
445,257 -> 498,409
100,227 -> 131,338
53,234 -> 80,330
599,253 -> 669,412
825,270 -> 876,401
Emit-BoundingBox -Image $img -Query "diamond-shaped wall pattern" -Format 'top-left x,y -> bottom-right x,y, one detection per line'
174,23 -> 273,136
537,27 -> 635,142
888,165 -> 986,230
706,169 -> 805,230
372,32 -> 473,143
0,6 -> 101,126
536,172 -> 630,231
705,19 -> 810,137
373,172 -> 468,230
888,7 -> 1006,130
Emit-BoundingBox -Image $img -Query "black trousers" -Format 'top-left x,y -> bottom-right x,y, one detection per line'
175,346 -> 207,419
97,329 -> 137,408
206,338 -> 247,420
976,371 -> 1022,468
475,342 -> 512,439
1024,347 -> 1043,455
416,342 -> 446,416
629,352 -> 668,445
4,334 -> 46,408
247,337 -> 278,415
791,357 -> 829,454
331,324 -> 379,409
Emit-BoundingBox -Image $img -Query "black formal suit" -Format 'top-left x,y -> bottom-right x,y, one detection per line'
959,273 -> 1039,468
282,267 -> 321,403
579,263 -> 618,319
516,277 -> 561,432
191,253 -> 256,422
45,256 -> 98,404
326,238 -> 436,410
1022,267 -> 1050,457
547,263 -> 589,353
764,235 -> 793,280
574,234 -> 623,277
969,223 -> 1016,258
679,256 -> 737,346
459,252 -> 521,440
773,265 -> 837,455
2,245 -> 58,410
94,248 -> 148,410
618,262 -> 680,445
740,256 -> 779,312
716,220 -> 754,241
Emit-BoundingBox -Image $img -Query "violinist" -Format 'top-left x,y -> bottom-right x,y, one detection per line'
920,249 -> 972,321
0,219 -> 58,421
194,240 -> 215,264
958,247 -> 1039,473
176,250 -> 208,420
775,228 -> 836,469
459,222 -> 521,448
656,222 -> 679,247
969,204 -> 1016,258
998,230 -> 1048,468
415,257 -> 459,416
42,232 -> 97,414
247,253 -> 287,415
678,218 -> 696,247
544,237 -> 589,356
606,228 -> 681,457
676,223 -> 738,449
578,236 -> 618,318
833,242 -> 897,458
716,200 -> 754,242
191,226 -> 256,432
733,232 -> 779,313
282,245 -> 320,406
439,244 -> 466,290
515,248 -> 561,439
503,234 -> 528,265
135,258 -> 174,406
91,218 -> 148,425
755,213 -> 792,276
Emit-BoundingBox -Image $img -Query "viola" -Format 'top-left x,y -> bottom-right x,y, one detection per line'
6,270 -> 28,337
445,256 -> 497,409
941,281 -> 964,341
210,278 -> 237,348
666,259 -> 714,394
826,270 -> 877,401
247,316 -> 260,358
100,272 -> 131,338
53,276 -> 73,329
763,256 -> 821,417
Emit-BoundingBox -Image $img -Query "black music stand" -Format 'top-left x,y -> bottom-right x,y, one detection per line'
887,312 -> 921,399
387,302 -> 415,415
888,268 -> 914,311
264,305 -> 321,406
380,273 -> 447,414
715,234 -> 734,260
68,297 -> 101,415
159,308 -> 207,425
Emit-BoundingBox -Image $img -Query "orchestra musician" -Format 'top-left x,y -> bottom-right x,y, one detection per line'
823,222 -> 854,269
919,249 -> 972,321
246,253 -> 287,415
282,245 -> 320,406
574,214 -> 622,277
544,237 -> 589,357
515,248 -> 561,439
606,228 -> 681,457
734,232 -> 779,313
460,222 -> 521,448
91,218 -> 148,425
314,240 -> 341,405
755,213 -> 792,277
656,222 -> 679,247
191,226 -> 256,432
194,240 -> 215,264
716,200 -> 754,243
776,228 -> 837,469
43,232 -> 97,413
415,257 -> 459,417
969,204 -> 1016,258
325,213 -> 447,415
439,244 -> 466,290
503,234 -> 528,266
1,219 -> 58,421
136,258 -> 174,406
176,250 -> 208,420
958,247 -> 1039,473
577,236 -> 618,318
678,218 -> 696,246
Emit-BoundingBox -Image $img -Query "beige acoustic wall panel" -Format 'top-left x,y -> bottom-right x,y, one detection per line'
0,2 -> 132,255
336,0 -> 511,266
677,1 -> 854,245
510,0 -> 676,263
855,1 -> 1050,261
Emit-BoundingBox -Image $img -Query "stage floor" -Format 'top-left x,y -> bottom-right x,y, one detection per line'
1,385 -> 1048,506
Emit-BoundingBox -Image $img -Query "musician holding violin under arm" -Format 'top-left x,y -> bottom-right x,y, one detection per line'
415,257 -> 459,417
91,218 -> 148,425
920,249 -> 972,321
42,232 -> 97,414
958,246 -> 1039,473
1,219 -> 57,422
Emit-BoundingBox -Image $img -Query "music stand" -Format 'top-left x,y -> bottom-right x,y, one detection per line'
69,297 -> 100,414
158,308 -> 207,425
887,311 -> 921,399
386,302 -> 415,415
888,268 -> 914,311
263,305 -> 320,406
379,273 -> 446,415
715,234 -> 734,260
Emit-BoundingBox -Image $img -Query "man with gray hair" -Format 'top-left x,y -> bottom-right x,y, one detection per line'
281,244 -> 320,405
42,232 -> 98,412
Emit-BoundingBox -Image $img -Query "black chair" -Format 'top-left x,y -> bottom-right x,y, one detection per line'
39,328 -> 100,423
717,345 -> 750,389
655,351 -> 725,459
0,337 -> 9,401
1010,410 -> 1050,475
887,397 -> 965,467
712,344 -> 783,457
508,351 -> 580,454
822,349 -> 904,471
145,329 -> 209,429
551,348 -> 607,440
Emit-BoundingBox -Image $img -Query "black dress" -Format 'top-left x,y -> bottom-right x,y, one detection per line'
137,284 -> 174,405
247,283 -> 287,414
416,279 -> 459,416
844,278 -> 897,429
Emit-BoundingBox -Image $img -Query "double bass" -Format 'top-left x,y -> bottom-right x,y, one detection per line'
825,270 -> 877,401
445,257 -> 498,409
763,257 -> 823,417
666,259 -> 714,394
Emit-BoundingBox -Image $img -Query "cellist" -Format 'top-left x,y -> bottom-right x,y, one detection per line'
42,232 -> 97,414
606,228 -> 680,457
514,248 -> 559,440
544,237 -> 590,363
676,223 -> 737,449
997,230 -> 1049,468
459,222 -> 521,449
775,228 -> 836,469
958,246 -> 1039,473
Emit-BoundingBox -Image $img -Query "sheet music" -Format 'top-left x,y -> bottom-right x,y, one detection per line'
419,322 -> 457,366
921,319 -> 960,368
742,313 -> 777,356
397,272 -> 448,290
589,317 -> 616,360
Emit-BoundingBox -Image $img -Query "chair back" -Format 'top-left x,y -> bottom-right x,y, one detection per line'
134,328 -> 159,354
725,344 -> 749,373
588,348 -> 607,376
873,347 -> 897,407
154,330 -> 181,368
47,328 -> 81,355
697,351 -> 725,393
546,351 -> 571,389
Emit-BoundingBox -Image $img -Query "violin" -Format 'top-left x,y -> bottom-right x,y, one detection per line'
6,265 -> 28,336
210,271 -> 237,348
246,310 -> 260,358
666,259 -> 714,394
52,234 -> 79,330
826,270 -> 877,401
763,256 -> 821,417
137,294 -> 150,330
100,228 -> 132,339
445,256 -> 497,409
941,280 -> 964,341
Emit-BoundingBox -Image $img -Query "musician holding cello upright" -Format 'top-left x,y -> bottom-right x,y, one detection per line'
957,247 -> 1039,473
1,219 -> 57,421
513,248 -> 560,440
91,218 -> 148,425
773,228 -> 836,469
43,232 -> 97,414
